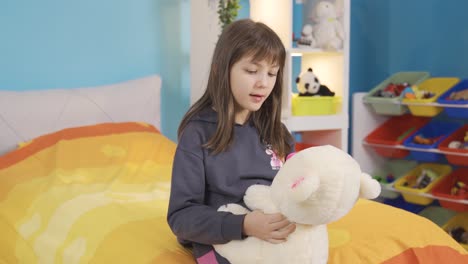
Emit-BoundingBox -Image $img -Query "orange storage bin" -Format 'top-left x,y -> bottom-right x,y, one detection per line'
295,142 -> 316,152
438,124 -> 468,166
364,115 -> 430,158
432,168 -> 468,212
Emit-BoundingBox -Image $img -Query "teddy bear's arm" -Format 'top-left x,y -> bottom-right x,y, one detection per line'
243,184 -> 278,214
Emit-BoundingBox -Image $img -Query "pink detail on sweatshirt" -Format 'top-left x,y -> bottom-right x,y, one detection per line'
266,149 -> 283,170
197,250 -> 218,264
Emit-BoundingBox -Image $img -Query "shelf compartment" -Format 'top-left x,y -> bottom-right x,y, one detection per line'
432,168 -> 468,212
364,115 -> 430,158
363,71 -> 430,115
438,124 -> 468,166
394,163 -> 452,205
401,77 -> 460,117
402,120 -> 461,162
437,79 -> 468,118
282,113 -> 348,131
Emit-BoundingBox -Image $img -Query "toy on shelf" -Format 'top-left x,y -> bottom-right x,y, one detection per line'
447,226 -> 468,244
374,82 -> 410,98
449,88 -> 468,100
451,181 -> 467,196
402,85 -> 436,99
402,169 -> 438,189
311,1 -> 345,50
296,68 -> 335,96
296,24 -> 316,48
413,134 -> 442,145
447,131 -> 468,149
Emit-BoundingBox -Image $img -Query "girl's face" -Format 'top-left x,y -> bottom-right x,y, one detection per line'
230,56 -> 279,124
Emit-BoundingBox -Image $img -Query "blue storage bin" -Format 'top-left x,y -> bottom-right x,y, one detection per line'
402,120 -> 461,162
437,79 -> 468,118
383,196 -> 426,214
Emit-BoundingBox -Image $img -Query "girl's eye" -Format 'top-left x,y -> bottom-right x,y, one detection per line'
246,69 -> 257,74
268,72 -> 278,77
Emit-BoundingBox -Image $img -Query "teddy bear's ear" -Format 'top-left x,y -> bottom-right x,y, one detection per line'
359,173 -> 381,199
288,173 -> 320,202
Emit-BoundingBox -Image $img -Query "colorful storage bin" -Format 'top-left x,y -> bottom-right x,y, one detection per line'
442,213 -> 468,250
432,168 -> 468,212
364,71 -> 430,116
402,120 -> 461,162
372,159 -> 418,199
402,77 -> 460,117
418,206 -> 457,227
291,94 -> 341,116
438,124 -> 468,166
437,79 -> 468,119
383,195 -> 426,214
394,163 -> 452,205
364,115 -> 430,158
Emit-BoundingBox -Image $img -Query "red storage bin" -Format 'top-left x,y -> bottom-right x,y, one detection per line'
364,115 -> 430,158
438,124 -> 468,166
432,168 -> 468,212
295,142 -> 316,152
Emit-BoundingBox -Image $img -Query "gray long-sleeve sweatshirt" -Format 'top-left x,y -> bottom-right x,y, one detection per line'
167,107 -> 293,263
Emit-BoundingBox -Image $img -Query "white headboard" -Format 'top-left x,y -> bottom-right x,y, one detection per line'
0,75 -> 161,156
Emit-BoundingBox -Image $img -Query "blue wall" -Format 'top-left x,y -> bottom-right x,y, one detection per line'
0,0 -> 190,142
351,0 -> 468,94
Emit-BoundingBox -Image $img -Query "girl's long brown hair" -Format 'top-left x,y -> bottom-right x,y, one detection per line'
178,19 -> 293,158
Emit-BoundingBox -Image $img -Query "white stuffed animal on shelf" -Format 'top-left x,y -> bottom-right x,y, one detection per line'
213,145 -> 381,264
312,1 -> 345,50
297,24 -> 316,48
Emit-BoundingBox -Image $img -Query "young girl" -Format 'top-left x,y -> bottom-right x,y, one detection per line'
167,19 -> 296,264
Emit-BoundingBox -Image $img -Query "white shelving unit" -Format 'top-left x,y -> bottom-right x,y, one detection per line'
252,0 -> 350,152
352,92 -> 468,207
191,1 -> 350,151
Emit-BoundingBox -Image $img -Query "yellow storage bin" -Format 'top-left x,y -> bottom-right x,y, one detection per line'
402,77 -> 460,117
394,163 -> 452,205
291,94 -> 341,116
442,213 -> 468,250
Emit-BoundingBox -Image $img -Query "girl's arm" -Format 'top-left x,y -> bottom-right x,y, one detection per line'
167,133 -> 245,245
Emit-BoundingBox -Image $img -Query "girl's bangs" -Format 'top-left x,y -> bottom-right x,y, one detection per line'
249,41 -> 284,66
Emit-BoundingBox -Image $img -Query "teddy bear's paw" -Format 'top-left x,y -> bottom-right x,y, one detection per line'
359,173 -> 382,199
218,203 -> 250,215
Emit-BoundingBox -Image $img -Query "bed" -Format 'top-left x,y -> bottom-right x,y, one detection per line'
0,75 -> 466,263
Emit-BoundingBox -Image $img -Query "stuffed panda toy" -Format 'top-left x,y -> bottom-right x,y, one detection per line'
296,68 -> 335,96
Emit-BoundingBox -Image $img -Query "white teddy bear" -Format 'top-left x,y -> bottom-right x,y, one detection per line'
312,1 -> 345,50
213,145 -> 381,264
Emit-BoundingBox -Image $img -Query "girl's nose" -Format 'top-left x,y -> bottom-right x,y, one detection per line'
256,73 -> 268,88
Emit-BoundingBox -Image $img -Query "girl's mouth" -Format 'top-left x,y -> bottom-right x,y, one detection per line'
250,94 -> 264,103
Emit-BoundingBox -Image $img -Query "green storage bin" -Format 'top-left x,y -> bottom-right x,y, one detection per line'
372,159 -> 418,199
418,206 -> 457,227
364,72 -> 430,115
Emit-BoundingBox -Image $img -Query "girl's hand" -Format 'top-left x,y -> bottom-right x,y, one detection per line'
243,210 -> 296,244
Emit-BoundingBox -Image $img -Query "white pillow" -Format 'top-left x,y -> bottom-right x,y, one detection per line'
0,75 -> 161,156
